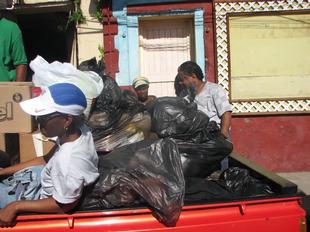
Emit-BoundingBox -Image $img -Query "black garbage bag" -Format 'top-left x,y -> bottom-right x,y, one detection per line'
94,113 -> 148,152
93,92 -> 150,152
119,90 -> 145,114
220,167 -> 273,196
177,134 -> 233,177
151,97 -> 232,178
151,97 -> 214,143
79,138 -> 185,227
78,57 -> 106,76
78,58 -> 120,130
91,75 -> 122,119
184,177 -> 236,201
78,57 -> 100,73
87,75 -> 123,140
87,74 -> 122,115
89,89 -> 145,141
79,58 -> 146,143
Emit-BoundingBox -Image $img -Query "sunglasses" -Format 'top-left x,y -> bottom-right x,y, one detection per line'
36,113 -> 67,128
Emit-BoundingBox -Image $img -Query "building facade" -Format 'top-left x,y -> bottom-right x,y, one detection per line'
7,0 -> 103,69
6,0 -> 310,172
101,0 -> 310,172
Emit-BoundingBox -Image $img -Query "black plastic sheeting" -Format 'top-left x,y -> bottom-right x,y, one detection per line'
79,139 -> 185,227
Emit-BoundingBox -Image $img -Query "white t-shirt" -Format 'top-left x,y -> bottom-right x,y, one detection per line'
195,82 -> 232,127
40,125 -> 99,204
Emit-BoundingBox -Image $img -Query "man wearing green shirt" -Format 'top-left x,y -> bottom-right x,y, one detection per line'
0,11 -> 27,82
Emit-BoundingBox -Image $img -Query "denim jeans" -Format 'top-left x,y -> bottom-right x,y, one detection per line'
220,135 -> 232,171
0,165 -> 44,208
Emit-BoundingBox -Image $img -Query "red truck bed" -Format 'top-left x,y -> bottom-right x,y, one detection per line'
0,154 -> 306,232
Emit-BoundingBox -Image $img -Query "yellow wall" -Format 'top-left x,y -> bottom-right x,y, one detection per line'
229,14 -> 310,100
75,0 -> 103,65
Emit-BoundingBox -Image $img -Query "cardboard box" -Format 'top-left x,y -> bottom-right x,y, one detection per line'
19,131 -> 56,163
0,82 -> 34,133
0,134 -> 5,151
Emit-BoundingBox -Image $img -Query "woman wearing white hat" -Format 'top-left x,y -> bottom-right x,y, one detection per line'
0,83 -> 99,227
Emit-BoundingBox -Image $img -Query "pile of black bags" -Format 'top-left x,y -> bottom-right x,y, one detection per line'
79,58 -> 146,151
79,139 -> 184,227
151,96 -> 233,177
78,58 -> 272,227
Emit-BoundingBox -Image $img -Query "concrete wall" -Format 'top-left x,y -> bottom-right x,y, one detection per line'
231,115 -> 310,172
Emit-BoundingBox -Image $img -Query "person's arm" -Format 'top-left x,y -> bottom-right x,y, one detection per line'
0,197 -> 78,227
15,64 -> 27,81
11,24 -> 27,82
0,156 -> 45,177
212,85 -> 232,139
0,144 -> 57,177
220,111 -> 232,139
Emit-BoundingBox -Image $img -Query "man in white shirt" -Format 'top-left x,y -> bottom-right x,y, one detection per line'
177,61 -> 232,139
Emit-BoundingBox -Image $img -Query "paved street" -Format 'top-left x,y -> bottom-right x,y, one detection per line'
277,172 -> 310,195
278,172 -> 310,231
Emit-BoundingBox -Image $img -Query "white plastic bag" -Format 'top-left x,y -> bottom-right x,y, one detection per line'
30,56 -> 104,117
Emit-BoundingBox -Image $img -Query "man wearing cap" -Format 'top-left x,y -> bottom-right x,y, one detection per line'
0,83 -> 99,227
132,76 -> 156,111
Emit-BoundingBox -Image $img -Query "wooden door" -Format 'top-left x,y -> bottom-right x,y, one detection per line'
139,17 -> 194,97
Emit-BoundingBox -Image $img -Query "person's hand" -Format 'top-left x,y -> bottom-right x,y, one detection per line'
0,202 -> 18,227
